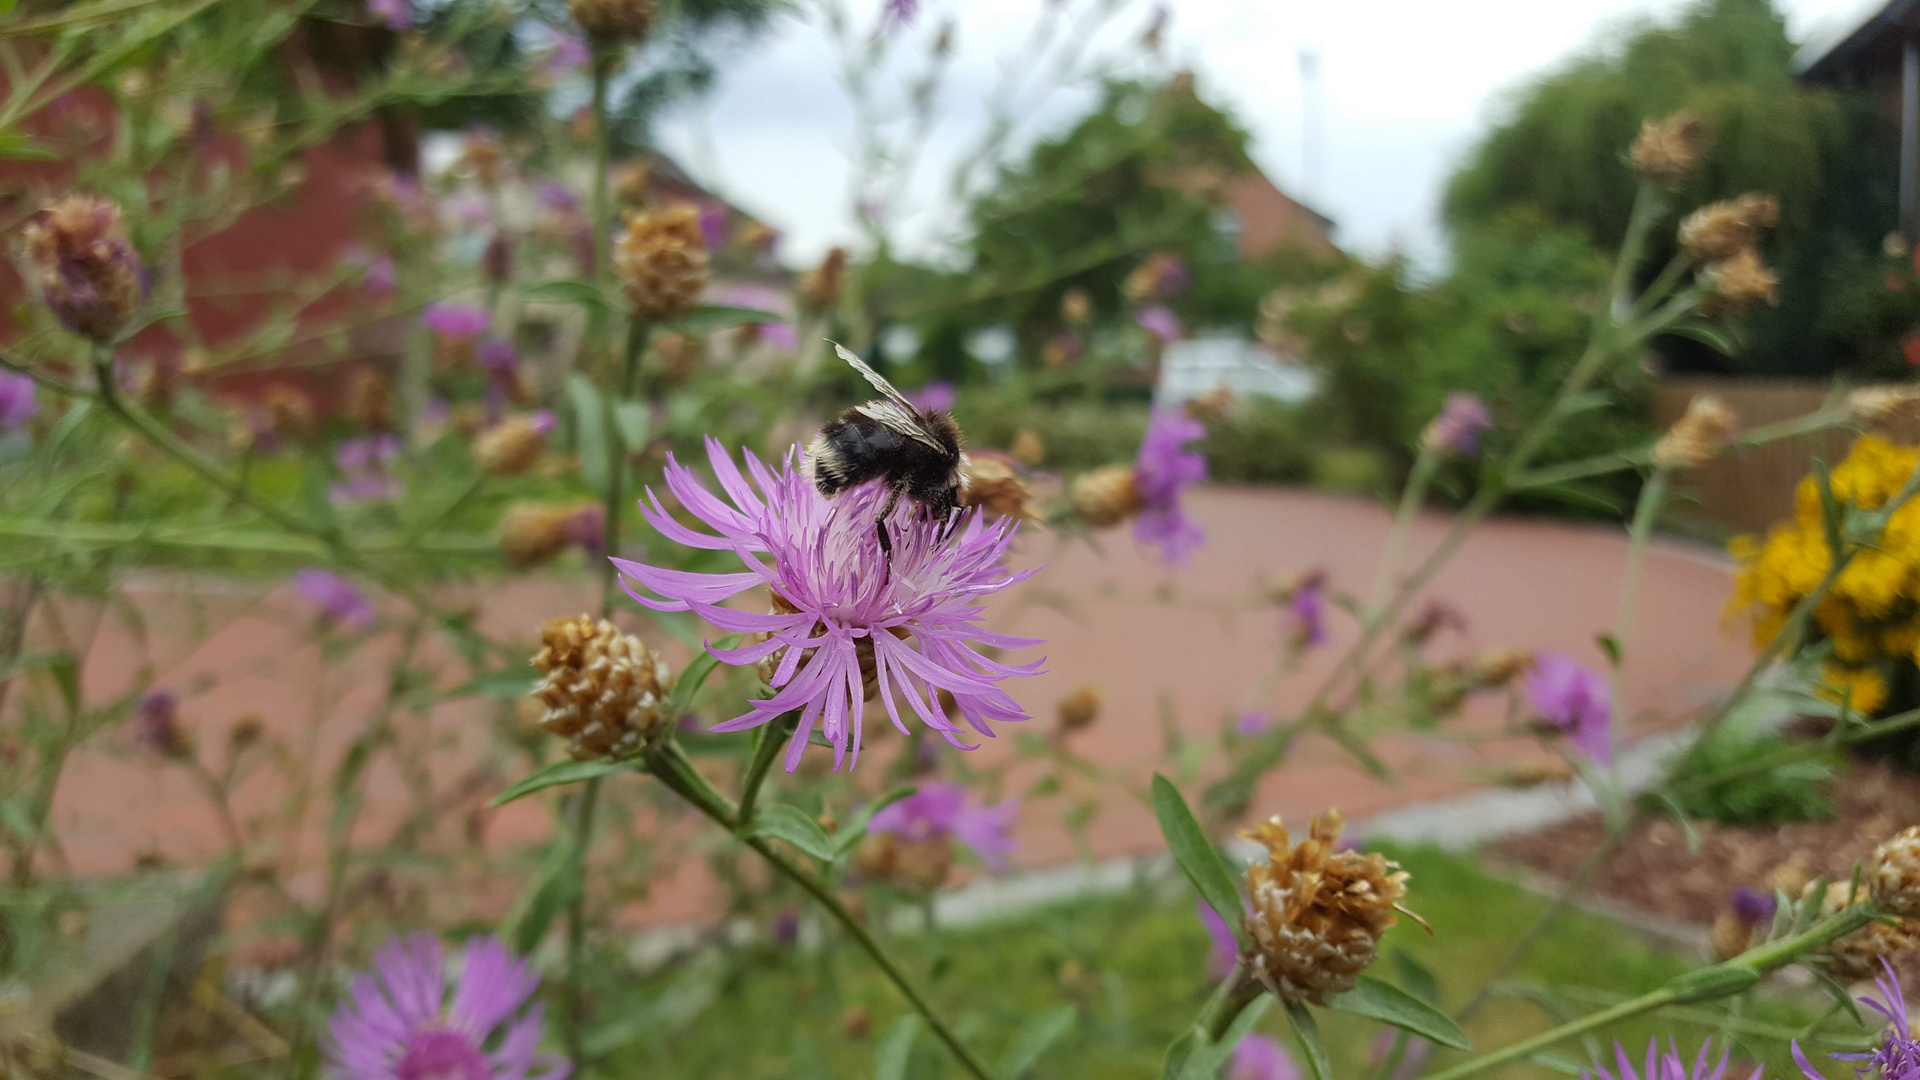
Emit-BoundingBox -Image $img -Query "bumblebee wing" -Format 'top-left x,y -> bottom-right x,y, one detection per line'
855,400 -> 945,452
831,342 -> 916,411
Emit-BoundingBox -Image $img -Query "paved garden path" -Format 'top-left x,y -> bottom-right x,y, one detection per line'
36,485 -> 1754,928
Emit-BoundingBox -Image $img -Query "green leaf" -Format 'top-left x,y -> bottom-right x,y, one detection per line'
301,455 -> 340,536
1160,1030 -> 1208,1080
748,803 -> 835,861
490,759 -> 630,808
566,375 -> 610,496
1287,1001 -> 1331,1080
0,132 -> 53,161
444,667 -> 538,701
1327,976 -> 1472,1050
501,835 -> 580,954
1527,481 -> 1622,516
659,305 -> 784,336
523,278 -> 617,314
1668,321 -> 1740,356
834,785 -> 918,855
613,400 -> 650,450
874,1015 -> 921,1080
668,637 -> 737,720
1594,632 -> 1621,669
1150,774 -> 1245,947
1390,950 -> 1441,1005
997,1004 -> 1075,1078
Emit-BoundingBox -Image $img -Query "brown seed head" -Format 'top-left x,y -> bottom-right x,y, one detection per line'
799,246 -> 848,310
613,206 -> 709,321
1070,464 -> 1143,528
1701,248 -> 1780,315
343,366 -> 393,432
1652,394 -> 1738,469
1807,879 -> 1920,981
501,503 -> 578,568
1679,194 -> 1779,263
1468,648 -> 1535,689
614,161 -> 653,204
263,384 -> 314,439
960,453 -> 1037,522
1869,825 -> 1920,919
1060,287 -> 1093,325
1710,912 -> 1754,961
1848,386 -> 1920,430
1010,429 -> 1045,466
1631,113 -> 1708,185
1056,684 -> 1101,732
841,1005 -> 872,1040
530,614 -> 671,760
568,0 -> 656,44
474,414 -> 551,475
1184,387 -> 1236,423
1242,808 -> 1409,1004
456,131 -> 504,189
19,194 -> 149,344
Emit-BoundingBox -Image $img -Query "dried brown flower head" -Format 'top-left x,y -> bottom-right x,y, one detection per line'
1848,386 -> 1920,430
1010,429 -> 1046,466
653,332 -> 704,385
1700,248 -> 1780,315
1869,825 -> 1920,919
456,131 -> 504,189
501,503 -> 578,568
473,414 -> 552,475
343,366 -> 393,432
1710,912 -> 1755,962
1242,808 -> 1409,1004
1679,194 -> 1779,263
1070,464 -> 1143,528
1468,648 -> 1534,689
568,0 -> 656,44
1184,388 -> 1236,424
614,161 -> 653,204
1631,113 -> 1708,185
263,384 -> 314,439
613,205 -> 709,322
1807,879 -> 1920,981
853,832 -> 953,893
799,246 -> 849,310
1651,394 -> 1738,469
960,453 -> 1037,521
531,614 -> 671,760
1060,287 -> 1093,325
19,194 -> 150,344
1056,684 -> 1101,732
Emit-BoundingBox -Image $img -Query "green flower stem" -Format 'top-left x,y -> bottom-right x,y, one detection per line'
598,317 -> 650,618
736,711 -> 798,827
589,48 -> 615,288
1511,407 -> 1854,491
1607,465 -> 1672,769
563,775 -> 601,1071
1428,907 -> 1878,1080
1367,446 -> 1438,613
1197,966 -> 1266,1042
645,739 -> 996,1080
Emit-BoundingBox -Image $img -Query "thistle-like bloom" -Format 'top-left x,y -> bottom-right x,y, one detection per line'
1283,571 -> 1330,649
612,205 -> 708,322
1680,195 -> 1779,264
1133,407 -> 1208,563
473,412 -> 555,476
1849,386 -> 1920,430
20,195 -> 150,344
1792,959 -> 1920,1080
1055,684 -> 1101,733
868,782 -> 1019,870
423,303 -> 490,340
294,569 -> 376,628
1421,393 -> 1493,457
1588,1038 -> 1759,1080
1631,112 -> 1707,186
615,439 -> 1042,771
1242,808 -> 1409,1004
367,0 -> 410,30
1229,1035 -> 1301,1080
1701,248 -> 1781,315
331,434 -> 403,505
1136,304 -> 1182,345
1652,395 -> 1738,470
1235,711 -> 1270,736
960,453 -> 1037,522
325,933 -> 569,1080
134,690 -> 189,758
1524,651 -> 1611,765
1806,879 -> 1920,981
0,371 -> 37,431
530,614 -> 670,760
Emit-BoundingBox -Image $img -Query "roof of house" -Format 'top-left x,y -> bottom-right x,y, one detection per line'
1797,0 -> 1920,81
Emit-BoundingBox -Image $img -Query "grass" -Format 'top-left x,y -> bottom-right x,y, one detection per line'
584,844 -> 1874,1079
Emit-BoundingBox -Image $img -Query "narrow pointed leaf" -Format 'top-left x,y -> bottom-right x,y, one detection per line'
660,305 -> 783,336
997,1004 -> 1076,1078
875,1015 -> 920,1080
749,803 -> 835,862
1151,774 -> 1245,945
1286,1001 -> 1331,1080
566,375 -> 609,495
834,785 -> 918,855
490,759 -> 629,808
1327,976 -> 1472,1050
668,636 -> 738,719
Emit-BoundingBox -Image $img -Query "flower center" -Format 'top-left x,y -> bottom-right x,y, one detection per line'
396,1029 -> 490,1080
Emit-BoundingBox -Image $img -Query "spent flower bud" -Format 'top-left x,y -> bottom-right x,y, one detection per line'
1242,808 -> 1410,1004
1700,248 -> 1780,315
20,195 -> 150,344
1630,112 -> 1707,185
1652,394 -> 1738,469
1806,879 -> 1920,981
569,0 -> 656,44
1070,464 -> 1143,528
1848,385 -> 1920,430
959,453 -> 1037,521
613,206 -> 708,322
1869,825 -> 1920,919
473,412 -> 554,475
1056,684 -> 1101,732
531,614 -> 671,760
1679,194 -> 1778,263
798,247 -> 848,310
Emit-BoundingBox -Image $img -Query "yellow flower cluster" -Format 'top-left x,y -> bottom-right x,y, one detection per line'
1728,435 -> 1920,715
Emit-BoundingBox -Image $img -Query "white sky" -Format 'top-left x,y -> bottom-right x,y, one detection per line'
652,0 -> 1878,272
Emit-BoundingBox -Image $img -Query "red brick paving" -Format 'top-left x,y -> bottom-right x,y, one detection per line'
23,486 -> 1751,927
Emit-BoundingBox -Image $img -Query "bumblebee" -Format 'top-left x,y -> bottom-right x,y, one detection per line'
806,343 -> 968,562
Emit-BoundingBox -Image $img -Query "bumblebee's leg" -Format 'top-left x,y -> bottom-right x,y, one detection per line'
873,481 -> 906,567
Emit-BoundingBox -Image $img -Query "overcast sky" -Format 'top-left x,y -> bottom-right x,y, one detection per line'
652,0 -> 1878,272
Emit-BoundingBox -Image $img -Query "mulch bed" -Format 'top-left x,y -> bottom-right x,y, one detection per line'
1488,759 -> 1920,927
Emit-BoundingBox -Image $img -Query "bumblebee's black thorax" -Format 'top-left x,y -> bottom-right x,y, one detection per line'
812,408 -> 961,496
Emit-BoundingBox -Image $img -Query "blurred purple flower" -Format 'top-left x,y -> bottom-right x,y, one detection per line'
882,0 -> 919,30
1133,407 -> 1207,563
1424,393 -> 1493,457
1367,1031 -> 1432,1080
0,371 -> 37,430
1794,959 -> 1919,1080
365,255 -> 396,297
423,303 -> 489,340
717,284 -> 796,350
698,201 -> 728,252
562,503 -> 607,557
761,322 -> 800,351
771,907 -> 800,947
537,182 -> 580,214
1525,652 -> 1611,765
1136,304 -> 1182,345
1234,711 -> 1269,737
366,0 -> 410,31
1597,1039 -> 1757,1080
294,569 -> 376,628
479,339 -> 518,377
544,33 -> 589,76
869,782 -> 1019,870
616,440 -> 1041,771
1731,886 -> 1776,924
909,381 -> 956,414
133,690 -> 187,756
325,933 -> 568,1080
1197,896 -> 1238,980
331,434 -> 403,505
448,191 -> 492,226
1229,1035 -> 1300,1080
1287,573 -> 1329,648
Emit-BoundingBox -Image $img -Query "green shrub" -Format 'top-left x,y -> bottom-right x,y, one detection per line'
1199,398 -> 1315,484
1657,732 -> 1837,826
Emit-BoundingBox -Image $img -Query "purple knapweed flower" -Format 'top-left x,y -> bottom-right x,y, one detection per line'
1229,1035 -> 1301,1080
331,434 -> 403,506
1286,572 -> 1330,648
133,690 -> 187,756
881,0 -> 919,31
0,371 -> 37,430
1137,304 -> 1182,345
479,340 -> 518,377
1731,886 -> 1776,924
614,439 -> 1043,771
1197,896 -> 1238,980
294,569 -> 376,629
1234,711 -> 1269,737
869,782 -> 1019,870
1368,1031 -> 1433,1080
1795,958 -> 1920,1080
771,907 -> 801,947
1525,652 -> 1612,765
909,381 -> 957,414
1423,393 -> 1493,458
365,255 -> 396,297
537,182 -> 580,215
366,0 -> 411,31
544,33 -> 589,77
698,201 -> 729,253
22,196 -> 151,344
325,933 -> 569,1080
1133,407 -> 1207,563
423,303 -> 489,340
1591,1039 -> 1759,1080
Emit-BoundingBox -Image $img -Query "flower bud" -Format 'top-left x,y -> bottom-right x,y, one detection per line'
1848,386 -> 1920,430
1242,808 -> 1410,1004
343,366 -> 393,432
531,614 -> 671,760
1060,287 -> 1093,325
569,0 -> 656,45
134,690 -> 191,759
799,246 -> 848,310
1651,394 -> 1738,469
1700,248 -> 1780,315
482,231 -> 513,284
612,206 -> 709,322
1630,112 -> 1707,185
1679,195 -> 1778,263
1869,825 -> 1920,919
457,131 -> 503,189
263,384 -> 314,439
500,503 -> 579,568
959,453 -> 1037,521
1420,393 -> 1493,458
1010,429 -> 1045,466
1056,684 -> 1101,733
1069,464 -> 1143,528
1806,879 -> 1920,981
20,194 -> 150,344
473,412 -> 554,475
